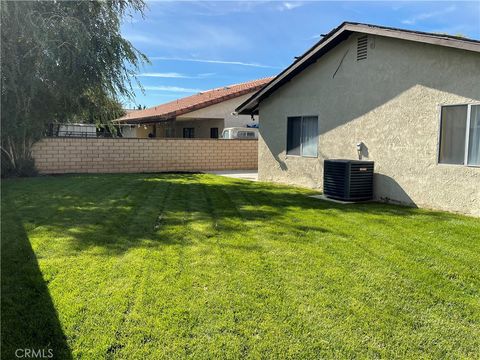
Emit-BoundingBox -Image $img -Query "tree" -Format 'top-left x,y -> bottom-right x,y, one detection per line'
1,0 -> 148,176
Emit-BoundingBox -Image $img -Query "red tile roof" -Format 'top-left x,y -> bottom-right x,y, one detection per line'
115,77 -> 274,124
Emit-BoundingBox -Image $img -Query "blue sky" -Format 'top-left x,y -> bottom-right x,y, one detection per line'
121,1 -> 480,108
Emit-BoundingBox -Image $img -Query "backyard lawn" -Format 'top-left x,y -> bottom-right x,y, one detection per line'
2,173 -> 480,359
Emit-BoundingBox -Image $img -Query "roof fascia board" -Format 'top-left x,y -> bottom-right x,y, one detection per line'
346,24 -> 480,53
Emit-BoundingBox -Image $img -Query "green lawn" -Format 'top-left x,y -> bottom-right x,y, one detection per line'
2,173 -> 480,359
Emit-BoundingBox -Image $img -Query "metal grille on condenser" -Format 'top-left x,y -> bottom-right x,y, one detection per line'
357,35 -> 368,61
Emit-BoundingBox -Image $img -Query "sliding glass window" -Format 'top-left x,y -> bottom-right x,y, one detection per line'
438,104 -> 480,166
286,116 -> 318,157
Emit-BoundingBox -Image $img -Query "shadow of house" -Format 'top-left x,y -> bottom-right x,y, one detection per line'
1,197 -> 72,359
374,173 -> 417,207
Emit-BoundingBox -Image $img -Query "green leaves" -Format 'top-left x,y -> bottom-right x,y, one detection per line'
1,0 -> 147,176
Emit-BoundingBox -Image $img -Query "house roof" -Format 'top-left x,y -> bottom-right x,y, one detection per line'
115,77 -> 274,124
236,22 -> 480,115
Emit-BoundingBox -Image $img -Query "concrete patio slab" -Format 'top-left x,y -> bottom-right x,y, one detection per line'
206,170 -> 258,182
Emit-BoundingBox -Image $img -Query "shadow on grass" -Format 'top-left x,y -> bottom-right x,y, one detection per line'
3,173 -> 463,257
1,198 -> 72,359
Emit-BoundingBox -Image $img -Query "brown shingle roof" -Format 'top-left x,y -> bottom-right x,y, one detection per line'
115,77 -> 274,124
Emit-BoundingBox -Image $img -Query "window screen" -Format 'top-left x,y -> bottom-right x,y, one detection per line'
468,105 -> 480,166
302,116 -> 318,157
439,105 -> 467,164
287,117 -> 302,155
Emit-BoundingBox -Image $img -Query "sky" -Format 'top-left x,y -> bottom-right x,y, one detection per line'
121,1 -> 480,108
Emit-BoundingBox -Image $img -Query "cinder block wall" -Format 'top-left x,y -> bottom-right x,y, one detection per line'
32,138 -> 258,174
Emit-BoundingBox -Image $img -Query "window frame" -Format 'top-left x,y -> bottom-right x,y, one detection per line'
437,103 -> 480,168
285,115 -> 319,158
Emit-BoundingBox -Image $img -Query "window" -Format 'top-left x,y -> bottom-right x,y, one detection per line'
183,128 -> 195,138
237,131 -> 256,139
286,116 -> 318,157
438,104 -> 480,166
210,128 -> 219,139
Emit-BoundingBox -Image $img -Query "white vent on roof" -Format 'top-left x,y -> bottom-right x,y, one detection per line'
357,35 -> 368,61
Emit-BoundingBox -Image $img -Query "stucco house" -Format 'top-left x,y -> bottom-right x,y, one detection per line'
236,22 -> 480,216
114,78 -> 272,139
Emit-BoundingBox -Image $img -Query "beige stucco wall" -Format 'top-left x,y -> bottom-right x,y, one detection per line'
174,118 -> 224,138
179,93 -> 259,129
133,124 -> 166,139
135,125 -> 153,138
125,120 -> 223,139
258,33 -> 480,216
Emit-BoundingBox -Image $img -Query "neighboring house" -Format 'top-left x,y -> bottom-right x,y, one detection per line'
236,22 -> 480,216
114,78 -> 273,139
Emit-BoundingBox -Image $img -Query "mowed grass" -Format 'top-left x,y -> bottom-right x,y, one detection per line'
1,173 -> 480,359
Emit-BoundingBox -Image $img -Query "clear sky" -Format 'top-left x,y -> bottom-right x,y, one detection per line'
121,1 -> 480,108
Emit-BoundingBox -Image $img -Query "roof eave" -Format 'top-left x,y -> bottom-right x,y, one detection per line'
235,21 -> 480,115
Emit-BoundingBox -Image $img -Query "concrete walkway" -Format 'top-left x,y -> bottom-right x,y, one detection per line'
206,170 -> 258,182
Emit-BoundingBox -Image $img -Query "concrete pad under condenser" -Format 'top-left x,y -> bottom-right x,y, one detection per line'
309,194 -> 356,204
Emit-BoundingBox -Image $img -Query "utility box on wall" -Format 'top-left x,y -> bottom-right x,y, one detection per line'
323,159 -> 374,201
